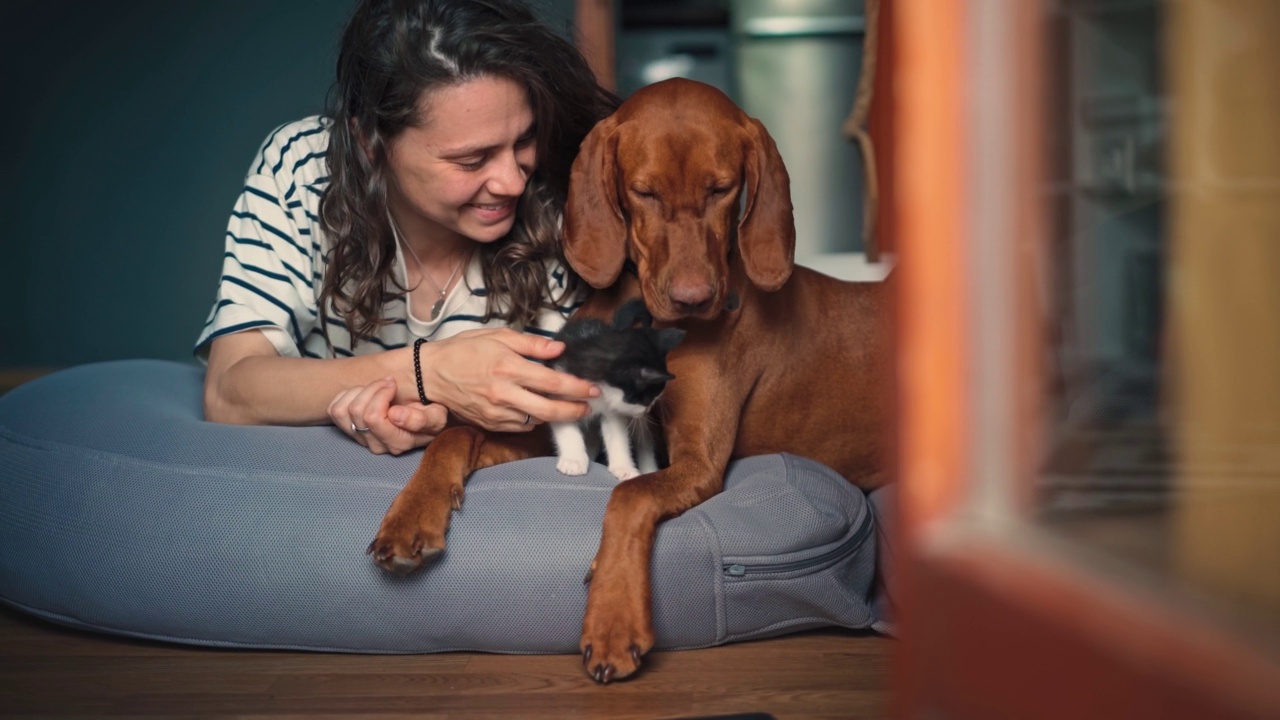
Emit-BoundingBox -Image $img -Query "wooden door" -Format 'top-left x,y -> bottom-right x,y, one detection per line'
891,1 -> 1280,718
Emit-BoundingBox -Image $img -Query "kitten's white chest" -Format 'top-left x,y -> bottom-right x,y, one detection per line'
589,384 -> 646,418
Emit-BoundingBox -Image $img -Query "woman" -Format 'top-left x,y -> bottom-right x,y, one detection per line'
196,0 -> 618,456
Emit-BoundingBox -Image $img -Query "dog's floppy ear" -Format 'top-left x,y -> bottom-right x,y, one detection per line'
739,116 -> 795,292
564,115 -> 626,289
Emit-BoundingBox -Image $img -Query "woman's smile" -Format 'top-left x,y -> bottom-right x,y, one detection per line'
468,198 -> 517,221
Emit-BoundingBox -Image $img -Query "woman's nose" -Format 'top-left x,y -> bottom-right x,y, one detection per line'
488,145 -> 535,197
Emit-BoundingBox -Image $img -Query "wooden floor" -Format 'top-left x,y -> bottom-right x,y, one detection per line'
0,605 -> 890,719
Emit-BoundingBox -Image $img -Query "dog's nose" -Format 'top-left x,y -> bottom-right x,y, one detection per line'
669,280 -> 715,315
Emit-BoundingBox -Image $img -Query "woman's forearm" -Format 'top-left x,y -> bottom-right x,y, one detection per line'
203,327 -> 598,431
203,334 -> 411,426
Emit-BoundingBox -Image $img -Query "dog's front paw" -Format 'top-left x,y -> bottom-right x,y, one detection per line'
366,486 -> 460,576
557,455 -> 590,476
579,570 -> 655,684
366,536 -> 442,576
580,609 -> 654,684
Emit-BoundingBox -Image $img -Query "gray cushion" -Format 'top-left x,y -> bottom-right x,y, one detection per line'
0,360 -> 882,653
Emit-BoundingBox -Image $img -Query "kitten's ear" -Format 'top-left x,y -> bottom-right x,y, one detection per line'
656,328 -> 686,354
638,367 -> 675,385
612,298 -> 653,330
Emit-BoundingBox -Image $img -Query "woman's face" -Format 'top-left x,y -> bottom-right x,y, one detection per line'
384,75 -> 537,248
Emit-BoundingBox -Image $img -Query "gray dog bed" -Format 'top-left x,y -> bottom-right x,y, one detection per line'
0,360 -> 892,653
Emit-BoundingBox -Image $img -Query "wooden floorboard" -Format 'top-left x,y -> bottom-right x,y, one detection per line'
0,604 -> 890,719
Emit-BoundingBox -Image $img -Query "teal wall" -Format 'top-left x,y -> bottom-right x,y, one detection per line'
0,0 -> 576,369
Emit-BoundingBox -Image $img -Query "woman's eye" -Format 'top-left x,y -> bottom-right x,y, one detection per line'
456,157 -> 486,171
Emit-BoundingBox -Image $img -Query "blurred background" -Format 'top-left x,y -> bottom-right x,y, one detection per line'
892,0 -> 1280,716
0,0 -> 355,370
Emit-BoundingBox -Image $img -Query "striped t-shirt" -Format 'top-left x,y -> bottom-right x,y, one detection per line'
194,116 -> 578,361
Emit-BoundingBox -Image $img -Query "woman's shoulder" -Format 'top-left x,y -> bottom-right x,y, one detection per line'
249,116 -> 332,185
543,259 -> 585,316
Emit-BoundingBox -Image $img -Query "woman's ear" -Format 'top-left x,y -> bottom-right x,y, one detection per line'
564,115 -> 626,289
738,116 -> 795,292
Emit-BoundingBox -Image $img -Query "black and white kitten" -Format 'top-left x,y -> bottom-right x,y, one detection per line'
549,299 -> 685,481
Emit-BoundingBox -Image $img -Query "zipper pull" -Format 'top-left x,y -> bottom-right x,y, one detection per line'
725,564 -> 746,577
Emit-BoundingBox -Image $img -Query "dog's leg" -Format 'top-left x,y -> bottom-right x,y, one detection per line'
579,374 -> 742,683
579,460 -> 728,682
367,426 -> 547,575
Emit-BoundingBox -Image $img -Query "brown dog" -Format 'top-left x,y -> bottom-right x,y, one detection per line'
368,78 -> 891,683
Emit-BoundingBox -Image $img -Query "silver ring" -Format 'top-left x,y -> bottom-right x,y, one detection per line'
352,423 -> 372,434
524,414 -> 532,425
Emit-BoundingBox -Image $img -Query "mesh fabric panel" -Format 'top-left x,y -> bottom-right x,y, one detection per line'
0,360 -> 878,653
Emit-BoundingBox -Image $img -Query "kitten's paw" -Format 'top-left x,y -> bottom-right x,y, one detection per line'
609,464 -> 640,482
557,456 -> 590,476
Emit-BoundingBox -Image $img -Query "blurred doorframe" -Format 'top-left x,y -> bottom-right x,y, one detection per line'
575,0 -> 617,91
891,1 -> 1280,718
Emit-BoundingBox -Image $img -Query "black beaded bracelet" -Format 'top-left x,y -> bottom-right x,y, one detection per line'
413,337 -> 429,406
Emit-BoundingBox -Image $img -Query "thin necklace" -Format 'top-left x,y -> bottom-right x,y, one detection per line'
388,213 -> 468,321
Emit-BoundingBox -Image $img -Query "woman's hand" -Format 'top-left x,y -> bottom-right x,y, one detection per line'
329,377 -> 448,455
417,328 -> 598,432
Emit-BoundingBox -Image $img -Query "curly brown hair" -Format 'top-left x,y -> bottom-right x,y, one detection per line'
318,0 -> 617,345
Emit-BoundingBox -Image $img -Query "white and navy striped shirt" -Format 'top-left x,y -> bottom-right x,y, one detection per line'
195,116 -> 578,361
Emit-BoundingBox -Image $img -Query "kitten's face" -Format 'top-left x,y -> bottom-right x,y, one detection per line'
606,328 -> 682,411
626,365 -> 675,407
592,365 -> 674,417
553,305 -> 685,419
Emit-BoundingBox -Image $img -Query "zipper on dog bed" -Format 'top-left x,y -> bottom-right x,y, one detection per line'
722,511 -> 875,578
